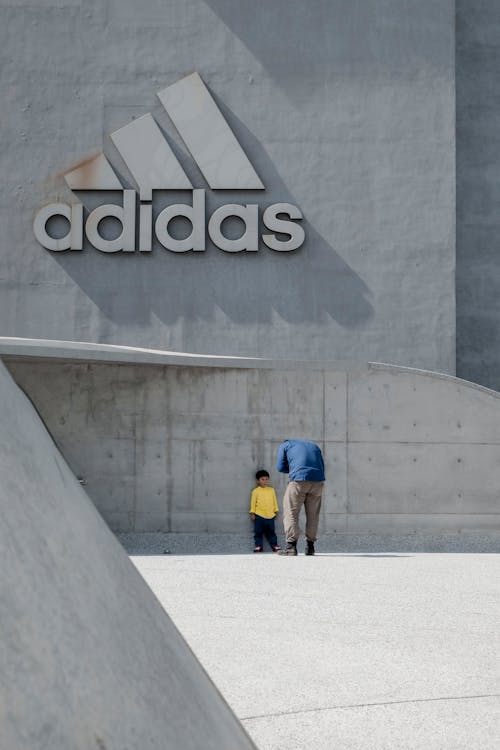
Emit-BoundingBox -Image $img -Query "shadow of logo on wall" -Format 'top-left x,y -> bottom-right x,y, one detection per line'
32,72 -> 373,336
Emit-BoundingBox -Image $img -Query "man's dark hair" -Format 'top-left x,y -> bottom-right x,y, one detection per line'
255,469 -> 270,480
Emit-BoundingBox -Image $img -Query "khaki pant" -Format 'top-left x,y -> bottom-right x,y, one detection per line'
282,480 -> 324,544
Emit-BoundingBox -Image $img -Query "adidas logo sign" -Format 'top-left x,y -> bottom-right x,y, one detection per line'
34,72 -> 305,254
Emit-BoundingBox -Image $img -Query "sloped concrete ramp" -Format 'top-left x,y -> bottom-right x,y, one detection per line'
0,360 -> 256,750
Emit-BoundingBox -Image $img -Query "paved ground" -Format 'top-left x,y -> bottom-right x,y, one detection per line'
120,534 -> 500,750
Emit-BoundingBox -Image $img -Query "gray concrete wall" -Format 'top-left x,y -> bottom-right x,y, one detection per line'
456,1 -> 500,390
5,343 -> 500,534
0,0 -> 455,373
0,358 -> 256,749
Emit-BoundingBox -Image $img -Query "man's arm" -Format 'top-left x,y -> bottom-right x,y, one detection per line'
318,450 -> 325,477
276,442 -> 289,473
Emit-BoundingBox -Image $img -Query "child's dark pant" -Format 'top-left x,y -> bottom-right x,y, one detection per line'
254,515 -> 278,548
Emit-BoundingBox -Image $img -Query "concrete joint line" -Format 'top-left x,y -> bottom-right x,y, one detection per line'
346,370 -> 350,523
241,692 -> 500,722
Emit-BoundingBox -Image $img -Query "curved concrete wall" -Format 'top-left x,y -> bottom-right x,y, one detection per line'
3,338 -> 500,534
0,358 -> 256,749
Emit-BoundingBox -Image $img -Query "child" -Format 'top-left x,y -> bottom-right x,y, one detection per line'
249,470 -> 281,552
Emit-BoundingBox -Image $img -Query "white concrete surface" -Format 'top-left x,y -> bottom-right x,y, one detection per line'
0,359 -> 255,749
127,543 -> 500,750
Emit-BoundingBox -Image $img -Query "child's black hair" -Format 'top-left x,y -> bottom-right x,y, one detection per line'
255,469 -> 270,480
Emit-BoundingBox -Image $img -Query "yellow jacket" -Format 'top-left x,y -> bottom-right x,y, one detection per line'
249,486 -> 279,519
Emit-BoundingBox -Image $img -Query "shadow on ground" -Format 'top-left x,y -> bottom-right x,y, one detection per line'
117,532 -> 500,556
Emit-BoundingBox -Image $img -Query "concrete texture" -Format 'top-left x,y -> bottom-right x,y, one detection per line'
0,335 -> 363,369
3,339 -> 500,534
118,531 -> 500,555
0,358 -> 256,749
126,540 -> 500,750
0,0 -> 455,373
456,1 -> 500,390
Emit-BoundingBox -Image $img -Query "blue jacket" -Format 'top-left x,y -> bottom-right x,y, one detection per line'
276,440 -> 325,482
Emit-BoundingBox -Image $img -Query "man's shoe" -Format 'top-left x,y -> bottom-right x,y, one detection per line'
253,546 -> 263,553
279,543 -> 297,556
271,545 -> 281,552
305,541 -> 315,556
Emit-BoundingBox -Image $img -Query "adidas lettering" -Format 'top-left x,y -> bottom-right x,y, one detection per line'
33,189 -> 305,254
33,72 -> 306,254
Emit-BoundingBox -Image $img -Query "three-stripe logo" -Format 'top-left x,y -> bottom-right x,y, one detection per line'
34,72 -> 305,254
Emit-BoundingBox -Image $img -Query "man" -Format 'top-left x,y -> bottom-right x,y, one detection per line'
276,439 -> 325,556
